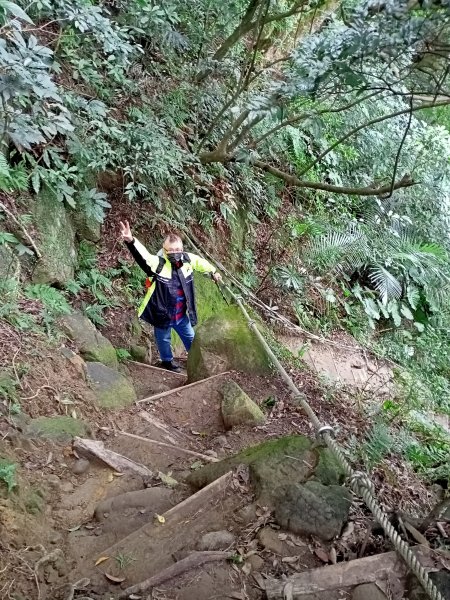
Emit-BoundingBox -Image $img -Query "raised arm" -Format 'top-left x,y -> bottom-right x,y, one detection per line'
120,220 -> 160,276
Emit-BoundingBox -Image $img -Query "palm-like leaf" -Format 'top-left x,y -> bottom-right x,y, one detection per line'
368,266 -> 402,305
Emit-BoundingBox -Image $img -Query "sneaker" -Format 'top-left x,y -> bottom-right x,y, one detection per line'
160,360 -> 182,373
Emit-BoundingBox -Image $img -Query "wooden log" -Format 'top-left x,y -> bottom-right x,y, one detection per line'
93,472 -> 235,587
120,551 -> 232,597
265,551 -> 409,598
126,359 -> 187,378
138,410 -> 192,444
73,437 -> 153,478
136,371 -> 230,404
117,430 -> 219,463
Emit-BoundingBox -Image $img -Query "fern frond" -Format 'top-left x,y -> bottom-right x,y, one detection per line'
368,266 -> 402,305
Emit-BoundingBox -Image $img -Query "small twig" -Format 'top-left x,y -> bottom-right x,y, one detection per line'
436,522 -> 448,539
20,384 -> 58,401
0,201 -> 42,259
136,371 -> 230,404
116,430 -> 219,463
120,551 -> 233,598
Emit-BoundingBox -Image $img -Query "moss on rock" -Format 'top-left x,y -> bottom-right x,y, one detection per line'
33,189 -> 77,285
0,245 -> 20,290
187,306 -> 271,381
85,361 -> 137,409
60,312 -> 118,368
26,416 -> 88,441
187,435 -> 314,493
221,380 -> 266,429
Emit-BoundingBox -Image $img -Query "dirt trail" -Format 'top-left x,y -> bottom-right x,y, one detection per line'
1,347 -> 443,600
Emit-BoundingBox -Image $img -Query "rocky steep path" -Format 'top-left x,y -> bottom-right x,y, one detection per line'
1,310 -> 448,600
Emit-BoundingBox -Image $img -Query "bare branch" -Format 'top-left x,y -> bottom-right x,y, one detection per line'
298,98 -> 450,178
387,94 -> 414,198
252,159 -> 415,196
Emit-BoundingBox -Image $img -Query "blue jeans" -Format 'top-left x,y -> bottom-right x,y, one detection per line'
154,316 -> 195,362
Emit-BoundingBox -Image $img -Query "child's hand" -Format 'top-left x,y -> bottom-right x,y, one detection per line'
119,220 -> 133,242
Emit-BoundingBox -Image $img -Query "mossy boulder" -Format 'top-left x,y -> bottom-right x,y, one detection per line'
129,344 -> 149,363
33,190 -> 77,285
221,380 -> 265,429
71,209 -> 101,243
187,434 -> 343,497
187,306 -> 271,382
85,361 -> 137,409
60,312 -> 118,368
0,244 -> 20,289
187,434 -> 349,540
26,416 -> 88,441
275,480 -> 352,541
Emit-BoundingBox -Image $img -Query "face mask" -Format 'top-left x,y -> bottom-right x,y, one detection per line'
167,252 -> 183,265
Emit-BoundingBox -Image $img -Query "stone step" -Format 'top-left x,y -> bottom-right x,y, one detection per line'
77,472 -> 238,593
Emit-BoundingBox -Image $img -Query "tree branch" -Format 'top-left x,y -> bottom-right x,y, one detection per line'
298,98 -> 450,178
247,90 -> 382,149
387,94 -> 414,198
262,0 -> 306,26
252,160 -> 415,196
0,200 -> 42,258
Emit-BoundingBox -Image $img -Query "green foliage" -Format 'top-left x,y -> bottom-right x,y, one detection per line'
0,459 -> 17,493
116,347 -> 131,362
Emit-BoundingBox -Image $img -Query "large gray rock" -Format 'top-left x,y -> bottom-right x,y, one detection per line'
26,416 -> 88,441
60,312 -> 118,368
85,361 -> 137,409
221,380 -> 265,429
188,435 -> 344,499
187,306 -> 271,382
275,480 -> 352,541
197,530 -> 236,551
33,190 -> 77,285
187,434 -> 349,541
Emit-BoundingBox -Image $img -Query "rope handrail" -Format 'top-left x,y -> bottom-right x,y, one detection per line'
224,284 -> 443,600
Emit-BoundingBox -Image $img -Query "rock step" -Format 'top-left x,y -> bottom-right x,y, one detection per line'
79,472 -> 238,593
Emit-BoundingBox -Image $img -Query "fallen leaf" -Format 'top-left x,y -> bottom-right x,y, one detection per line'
190,460 -> 203,470
73,577 -> 90,590
314,548 -> 329,563
158,471 -> 178,488
84,525 -> 95,530
252,573 -> 265,590
95,556 -> 109,566
67,525 -> 82,532
283,581 -> 293,600
282,556 -> 299,564
104,573 -> 125,584
113,472 -> 124,477
340,522 -> 354,540
154,513 -> 165,524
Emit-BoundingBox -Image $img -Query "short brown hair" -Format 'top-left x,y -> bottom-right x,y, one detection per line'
164,233 -> 183,244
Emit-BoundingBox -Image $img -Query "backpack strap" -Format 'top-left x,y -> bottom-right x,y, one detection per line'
145,256 -> 166,289
156,255 -> 165,275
